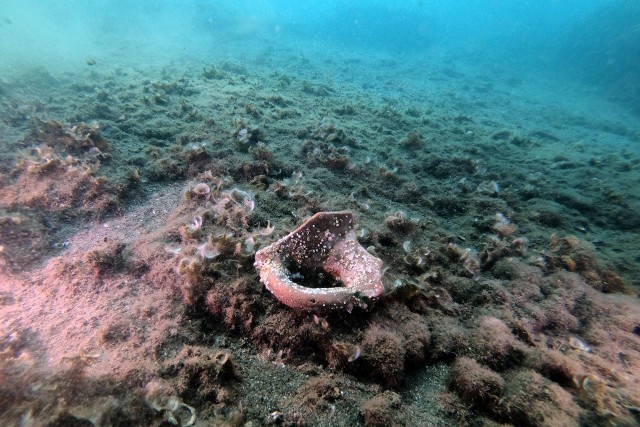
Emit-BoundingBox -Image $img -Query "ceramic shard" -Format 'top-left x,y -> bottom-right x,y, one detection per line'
254,211 -> 385,311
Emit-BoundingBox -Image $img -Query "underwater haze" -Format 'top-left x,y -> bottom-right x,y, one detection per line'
2,1 -> 640,112
1,1 -> 640,426
0,2 -> 628,64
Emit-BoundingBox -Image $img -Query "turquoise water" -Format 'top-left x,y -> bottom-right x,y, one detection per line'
2,1 -> 638,112
1,1 -> 639,426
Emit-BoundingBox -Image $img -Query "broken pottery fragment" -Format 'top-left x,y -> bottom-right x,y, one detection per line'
254,211 -> 385,312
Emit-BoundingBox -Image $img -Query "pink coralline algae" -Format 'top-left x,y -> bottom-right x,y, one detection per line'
254,211 -> 386,312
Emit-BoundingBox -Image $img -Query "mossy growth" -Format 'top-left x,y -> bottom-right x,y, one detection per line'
400,131 -> 424,149
84,241 -> 130,276
448,356 -> 504,407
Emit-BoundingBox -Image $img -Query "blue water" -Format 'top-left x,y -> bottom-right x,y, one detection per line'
0,2 -> 603,56
1,0 -> 638,119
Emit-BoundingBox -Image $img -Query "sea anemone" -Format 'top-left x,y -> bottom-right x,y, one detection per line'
196,238 -> 221,260
187,215 -> 203,233
192,183 -> 211,199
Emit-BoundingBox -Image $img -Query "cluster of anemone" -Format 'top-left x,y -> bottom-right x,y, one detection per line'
446,243 -> 481,277
64,121 -> 104,148
478,213 -> 529,269
492,212 -> 517,238
444,212 -> 529,276
144,380 -> 196,427
234,125 -> 264,150
23,120 -> 110,172
401,239 -> 432,271
19,144 -> 98,177
173,173 -> 276,280
210,188 -> 255,230
184,173 -> 256,231
302,141 -> 352,171
267,171 -> 315,202
185,172 -> 231,200
384,210 -> 419,234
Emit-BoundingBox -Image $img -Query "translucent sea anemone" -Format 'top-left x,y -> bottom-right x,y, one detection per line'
176,257 -> 199,275
347,345 -> 362,362
196,239 -> 221,260
259,220 -> 275,236
187,215 -> 203,233
492,212 -> 516,238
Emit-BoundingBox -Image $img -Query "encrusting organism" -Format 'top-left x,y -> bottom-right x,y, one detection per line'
254,211 -> 385,312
